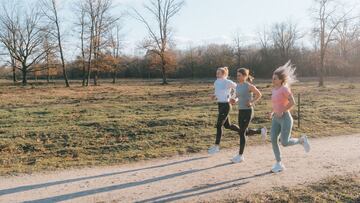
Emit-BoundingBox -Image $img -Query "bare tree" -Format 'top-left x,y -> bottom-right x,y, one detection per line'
311,0 -> 355,86
41,0 -> 70,87
334,16 -> 360,61
257,25 -> 272,52
133,0 -> 185,85
43,32 -> 58,83
79,7 -> 87,86
0,2 -> 50,85
271,21 -> 302,61
79,0 -> 118,86
108,23 -> 122,83
73,1 -> 87,86
233,31 -> 244,68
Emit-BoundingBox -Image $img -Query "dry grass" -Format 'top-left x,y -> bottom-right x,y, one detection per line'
224,174 -> 360,203
0,78 -> 359,175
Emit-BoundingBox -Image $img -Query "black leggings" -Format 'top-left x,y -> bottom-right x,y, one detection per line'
215,103 -> 240,145
238,109 -> 261,155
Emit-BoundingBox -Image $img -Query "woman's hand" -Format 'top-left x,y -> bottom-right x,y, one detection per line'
229,98 -> 237,105
247,101 -> 253,107
268,112 -> 274,120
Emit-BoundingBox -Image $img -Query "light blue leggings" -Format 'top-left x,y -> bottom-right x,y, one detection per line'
271,112 -> 300,162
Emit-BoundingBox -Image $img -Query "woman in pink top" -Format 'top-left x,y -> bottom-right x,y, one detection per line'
269,61 -> 311,173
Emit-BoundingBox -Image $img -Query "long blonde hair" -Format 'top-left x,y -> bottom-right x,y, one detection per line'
274,61 -> 297,87
217,67 -> 229,78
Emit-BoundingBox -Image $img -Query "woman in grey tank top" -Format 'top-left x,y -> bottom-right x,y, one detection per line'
229,68 -> 267,163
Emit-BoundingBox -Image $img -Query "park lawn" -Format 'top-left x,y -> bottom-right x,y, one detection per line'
224,173 -> 360,203
0,78 -> 359,175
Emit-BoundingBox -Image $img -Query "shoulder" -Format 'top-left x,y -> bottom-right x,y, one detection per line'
226,79 -> 237,86
226,79 -> 235,83
281,86 -> 292,95
247,82 -> 255,89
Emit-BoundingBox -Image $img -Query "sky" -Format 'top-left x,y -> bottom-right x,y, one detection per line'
1,0 -> 359,60
113,0 -> 359,55
119,0 -> 316,54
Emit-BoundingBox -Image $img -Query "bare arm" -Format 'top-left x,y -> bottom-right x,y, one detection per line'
248,84 -> 262,106
283,94 -> 296,112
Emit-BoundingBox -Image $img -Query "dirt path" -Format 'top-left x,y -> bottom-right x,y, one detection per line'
1,134 -> 360,203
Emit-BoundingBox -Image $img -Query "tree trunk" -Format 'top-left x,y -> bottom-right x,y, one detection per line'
161,56 -> 168,85
12,65 -> 17,83
86,63 -> 91,86
22,67 -> 27,86
319,39 -> 325,87
46,65 -> 50,83
82,61 -> 86,86
52,1 -> 70,88
93,70 -> 98,86
112,70 -> 116,84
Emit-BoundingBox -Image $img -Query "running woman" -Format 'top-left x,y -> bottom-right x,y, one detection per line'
270,61 -> 310,173
208,67 -> 240,155
231,68 -> 267,163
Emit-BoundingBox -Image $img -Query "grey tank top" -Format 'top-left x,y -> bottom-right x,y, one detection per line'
236,82 -> 253,109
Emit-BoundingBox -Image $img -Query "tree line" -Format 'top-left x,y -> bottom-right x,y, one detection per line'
0,0 -> 359,87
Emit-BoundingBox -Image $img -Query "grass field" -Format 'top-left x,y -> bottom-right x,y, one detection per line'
0,77 -> 359,175
225,174 -> 360,203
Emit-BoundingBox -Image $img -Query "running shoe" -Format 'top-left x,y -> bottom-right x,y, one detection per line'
271,162 -> 285,173
301,134 -> 311,153
231,154 -> 244,163
208,145 -> 220,155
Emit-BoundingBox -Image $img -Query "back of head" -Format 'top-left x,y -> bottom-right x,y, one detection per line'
237,68 -> 254,83
218,67 -> 229,78
274,60 -> 297,87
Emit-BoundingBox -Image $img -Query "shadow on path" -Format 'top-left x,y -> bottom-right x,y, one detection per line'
24,162 -> 233,203
0,156 -> 208,196
137,171 -> 272,203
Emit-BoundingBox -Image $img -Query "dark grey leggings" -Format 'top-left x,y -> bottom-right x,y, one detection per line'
238,109 -> 261,155
215,103 -> 240,145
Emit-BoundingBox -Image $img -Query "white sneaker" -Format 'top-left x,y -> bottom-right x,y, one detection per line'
208,145 -> 220,155
261,127 -> 267,141
301,135 -> 311,153
271,162 -> 285,173
231,154 -> 244,163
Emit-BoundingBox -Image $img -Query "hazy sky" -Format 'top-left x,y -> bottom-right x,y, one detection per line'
117,0 -> 314,54
115,0 -> 359,54
1,0 -> 359,59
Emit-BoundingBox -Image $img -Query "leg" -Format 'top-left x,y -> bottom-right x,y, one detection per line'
223,104 -> 240,132
223,116 -> 240,132
244,109 -> 261,136
270,117 -> 282,162
280,112 -> 300,147
215,103 -> 229,145
238,109 -> 252,155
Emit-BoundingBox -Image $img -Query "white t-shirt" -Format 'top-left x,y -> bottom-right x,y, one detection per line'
214,78 -> 237,103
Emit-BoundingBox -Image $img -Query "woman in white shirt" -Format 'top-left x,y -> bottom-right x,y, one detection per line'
208,67 -> 240,155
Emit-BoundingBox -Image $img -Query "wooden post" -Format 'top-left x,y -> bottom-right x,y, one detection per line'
298,93 -> 301,129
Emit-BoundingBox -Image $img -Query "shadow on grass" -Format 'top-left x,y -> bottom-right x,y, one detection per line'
0,156 -> 208,196
137,171 -> 272,203
24,162 -> 233,203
